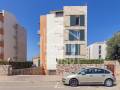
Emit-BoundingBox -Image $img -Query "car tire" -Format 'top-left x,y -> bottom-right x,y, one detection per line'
69,78 -> 79,87
104,79 -> 113,87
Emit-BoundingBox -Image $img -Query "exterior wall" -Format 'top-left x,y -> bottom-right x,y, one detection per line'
40,16 -> 47,73
46,13 -> 64,70
64,6 -> 87,59
3,11 -> 17,60
87,42 -> 107,59
0,10 -> 26,61
16,25 -> 27,61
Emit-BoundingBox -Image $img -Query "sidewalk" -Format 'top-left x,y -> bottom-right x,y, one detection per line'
0,75 -> 62,82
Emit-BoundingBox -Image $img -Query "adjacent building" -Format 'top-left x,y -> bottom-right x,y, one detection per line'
32,56 -> 40,67
39,6 -> 87,74
0,10 -> 27,61
87,42 -> 107,60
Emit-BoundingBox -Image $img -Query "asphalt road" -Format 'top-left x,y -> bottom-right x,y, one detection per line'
0,80 -> 119,90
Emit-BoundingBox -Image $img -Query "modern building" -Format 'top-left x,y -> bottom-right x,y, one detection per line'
0,10 -> 27,61
87,42 -> 107,60
39,6 -> 87,74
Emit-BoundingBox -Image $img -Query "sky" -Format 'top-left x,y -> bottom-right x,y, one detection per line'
0,0 -> 120,60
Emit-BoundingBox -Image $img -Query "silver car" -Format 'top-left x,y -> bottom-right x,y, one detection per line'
62,67 -> 116,87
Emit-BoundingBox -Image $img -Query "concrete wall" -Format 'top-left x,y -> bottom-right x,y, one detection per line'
46,13 -> 64,70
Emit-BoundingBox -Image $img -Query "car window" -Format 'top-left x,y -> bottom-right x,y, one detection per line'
92,68 -> 110,74
95,69 -> 104,74
104,70 -> 110,74
85,68 -> 95,74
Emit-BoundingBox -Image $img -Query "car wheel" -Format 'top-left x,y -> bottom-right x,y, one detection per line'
104,79 -> 113,87
69,78 -> 79,87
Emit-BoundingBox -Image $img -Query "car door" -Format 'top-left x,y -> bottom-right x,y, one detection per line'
78,68 -> 95,84
92,68 -> 106,83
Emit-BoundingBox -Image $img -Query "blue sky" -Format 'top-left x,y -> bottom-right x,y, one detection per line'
0,0 -> 120,60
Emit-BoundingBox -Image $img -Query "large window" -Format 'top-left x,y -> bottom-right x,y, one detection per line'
66,44 -> 80,55
69,30 -> 85,41
70,15 -> 85,26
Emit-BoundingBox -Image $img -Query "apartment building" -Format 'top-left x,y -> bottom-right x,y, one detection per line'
87,42 -> 107,60
40,6 -> 87,74
0,10 -> 27,61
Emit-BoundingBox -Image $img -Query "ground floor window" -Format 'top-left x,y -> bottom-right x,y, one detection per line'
66,44 -> 80,55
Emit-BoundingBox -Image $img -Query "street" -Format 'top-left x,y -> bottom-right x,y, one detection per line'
0,75 -> 119,90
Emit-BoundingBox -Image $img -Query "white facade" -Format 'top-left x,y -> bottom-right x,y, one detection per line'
40,6 -> 87,72
87,42 -> 107,59
46,13 -> 64,70
0,10 -> 27,61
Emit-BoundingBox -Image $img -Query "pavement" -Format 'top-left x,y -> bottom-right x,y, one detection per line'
0,75 -> 119,90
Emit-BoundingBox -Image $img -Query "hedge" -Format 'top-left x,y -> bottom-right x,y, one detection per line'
57,59 -> 104,64
0,61 -> 33,69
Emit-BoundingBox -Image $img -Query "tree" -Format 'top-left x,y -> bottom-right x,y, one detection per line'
107,32 -> 120,60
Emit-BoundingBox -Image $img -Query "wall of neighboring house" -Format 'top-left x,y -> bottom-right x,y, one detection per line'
3,11 -> 17,60
87,42 -> 107,59
0,11 -> 26,61
16,25 -> 27,61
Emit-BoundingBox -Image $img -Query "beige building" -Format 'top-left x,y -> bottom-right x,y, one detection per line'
39,6 -> 87,74
87,42 -> 107,60
0,10 -> 27,61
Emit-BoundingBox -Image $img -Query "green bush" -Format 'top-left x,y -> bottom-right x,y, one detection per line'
57,59 -> 104,64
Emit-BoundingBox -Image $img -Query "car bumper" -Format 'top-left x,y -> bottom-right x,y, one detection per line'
62,78 -> 69,85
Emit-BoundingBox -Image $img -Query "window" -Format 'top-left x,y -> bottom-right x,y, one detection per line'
99,45 -> 101,50
80,15 -> 85,26
70,15 -> 85,26
69,30 -> 85,41
99,55 -> 101,59
66,44 -> 80,55
99,50 -> 101,54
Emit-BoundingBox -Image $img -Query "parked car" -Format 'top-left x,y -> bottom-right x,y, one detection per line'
62,67 -> 116,87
